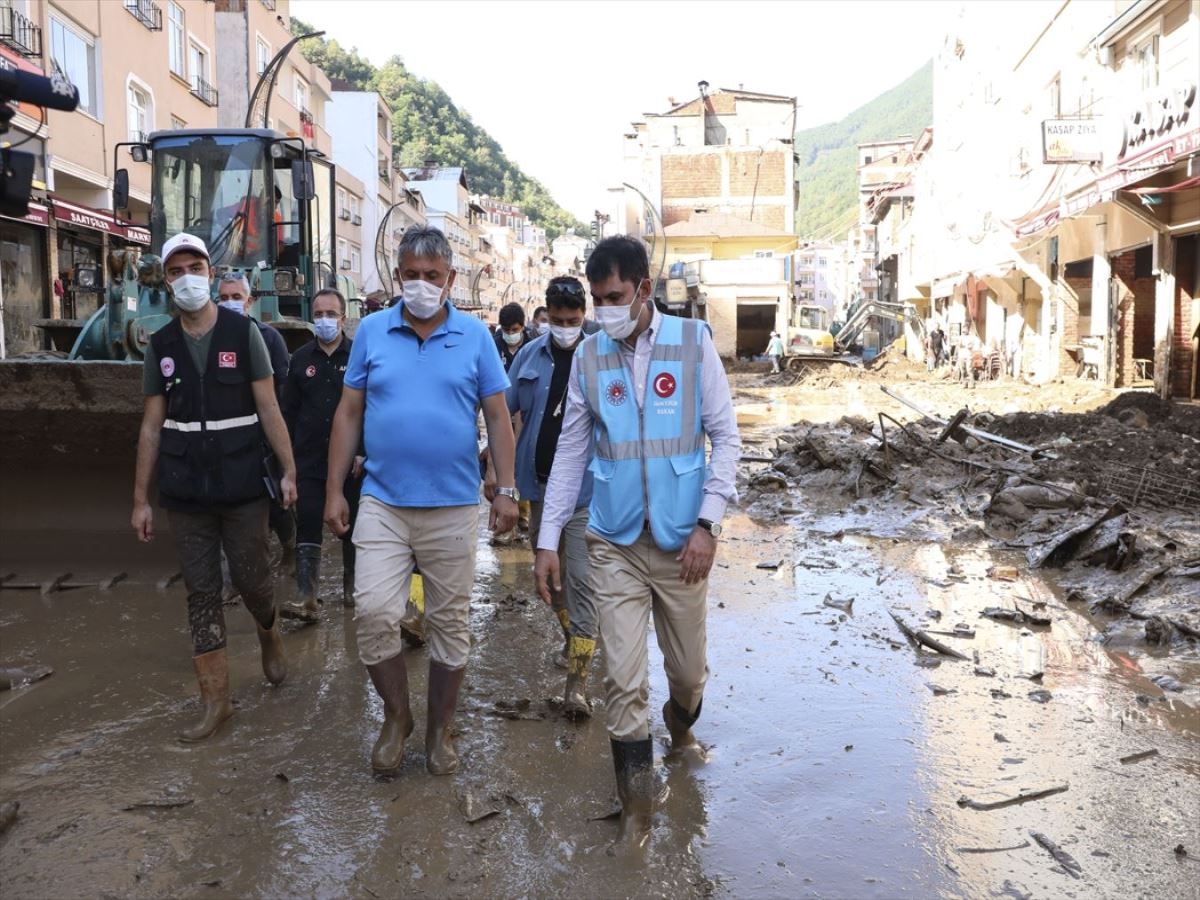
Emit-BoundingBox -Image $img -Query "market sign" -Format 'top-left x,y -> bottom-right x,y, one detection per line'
1042,118 -> 1102,163
1117,81 -> 1196,161
50,199 -> 151,245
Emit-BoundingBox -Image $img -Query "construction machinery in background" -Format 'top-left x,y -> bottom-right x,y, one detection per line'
786,300 -> 924,370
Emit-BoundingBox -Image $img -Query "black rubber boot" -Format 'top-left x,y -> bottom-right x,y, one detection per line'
281,544 -> 321,623
342,539 -> 355,607
663,696 -> 702,752
609,738 -> 664,853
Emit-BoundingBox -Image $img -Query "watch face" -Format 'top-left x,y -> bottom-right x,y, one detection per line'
710,523 -> 723,537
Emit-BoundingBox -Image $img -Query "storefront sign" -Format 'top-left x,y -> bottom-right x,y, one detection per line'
50,199 -> 151,246
1042,118 -> 1102,163
0,201 -> 49,227
1117,81 -> 1196,161
666,278 -> 687,303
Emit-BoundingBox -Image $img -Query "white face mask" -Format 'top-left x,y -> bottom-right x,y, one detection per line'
218,299 -> 246,315
594,281 -> 644,341
550,324 -> 582,349
401,279 -> 446,319
536,322 -> 550,336
502,330 -> 524,346
171,273 -> 211,312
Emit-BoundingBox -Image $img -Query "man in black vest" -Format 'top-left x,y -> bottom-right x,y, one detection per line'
132,233 -> 298,743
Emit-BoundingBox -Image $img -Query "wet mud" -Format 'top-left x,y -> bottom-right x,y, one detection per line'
2,376 -> 1198,898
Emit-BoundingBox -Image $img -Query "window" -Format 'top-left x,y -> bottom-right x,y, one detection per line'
188,43 -> 207,91
1134,34 -> 1159,89
171,115 -> 186,129
336,187 -> 347,214
293,72 -> 309,112
49,16 -> 97,117
127,82 -> 150,141
350,195 -> 360,218
255,36 -> 271,75
350,245 -> 360,272
167,2 -> 185,77
338,238 -> 349,269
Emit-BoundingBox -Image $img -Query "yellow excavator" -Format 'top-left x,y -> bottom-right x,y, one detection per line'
786,300 -> 922,369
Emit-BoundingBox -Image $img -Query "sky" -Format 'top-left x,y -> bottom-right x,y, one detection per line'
292,0 -> 947,221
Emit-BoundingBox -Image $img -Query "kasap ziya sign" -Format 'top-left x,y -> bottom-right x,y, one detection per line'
1042,118 -> 1102,163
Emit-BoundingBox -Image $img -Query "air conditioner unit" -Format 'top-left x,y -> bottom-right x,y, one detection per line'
340,260 -> 351,270
353,214 -> 362,225
339,209 -> 350,220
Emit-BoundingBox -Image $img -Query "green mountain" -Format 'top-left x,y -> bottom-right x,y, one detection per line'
794,61 -> 933,239
291,21 -> 584,240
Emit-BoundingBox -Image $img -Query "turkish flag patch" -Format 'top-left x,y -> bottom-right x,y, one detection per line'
218,351 -> 237,368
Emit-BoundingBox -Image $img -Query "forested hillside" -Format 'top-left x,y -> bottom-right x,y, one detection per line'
794,61 -> 933,239
292,22 -> 584,240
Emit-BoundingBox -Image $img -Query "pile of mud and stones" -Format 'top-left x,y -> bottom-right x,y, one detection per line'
742,390 -> 1200,654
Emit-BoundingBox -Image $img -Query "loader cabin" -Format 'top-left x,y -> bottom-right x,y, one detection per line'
114,129 -> 333,325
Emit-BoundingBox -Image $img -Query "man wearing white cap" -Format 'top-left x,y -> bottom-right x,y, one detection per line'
132,233 -> 298,742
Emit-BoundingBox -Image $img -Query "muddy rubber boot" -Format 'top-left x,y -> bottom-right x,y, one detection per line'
663,697 -> 702,753
609,738 -> 664,853
256,613 -> 287,686
399,573 -> 426,648
553,608 -> 570,669
562,636 -> 595,719
426,660 -> 466,776
366,654 -> 414,775
281,544 -> 321,623
178,649 -> 234,743
342,539 -> 356,607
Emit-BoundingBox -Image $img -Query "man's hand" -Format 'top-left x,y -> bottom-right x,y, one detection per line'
351,455 -> 365,479
325,493 -> 351,537
482,459 -> 497,503
676,526 -> 717,585
132,501 -> 154,543
534,548 -> 560,606
489,494 -> 517,533
280,473 -> 298,509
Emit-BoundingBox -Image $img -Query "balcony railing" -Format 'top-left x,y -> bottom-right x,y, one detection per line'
124,0 -> 163,31
260,0 -> 277,10
0,5 -> 43,57
190,75 -> 218,107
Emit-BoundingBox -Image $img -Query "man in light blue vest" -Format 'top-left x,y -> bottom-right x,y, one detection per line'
535,237 -> 741,851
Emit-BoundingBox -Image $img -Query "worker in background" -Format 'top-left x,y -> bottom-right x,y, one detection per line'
530,305 -> 550,338
325,225 -> 517,777
535,236 -> 741,851
132,233 -> 296,742
493,300 -> 534,540
279,288 -> 364,622
500,277 -> 599,717
765,331 -> 785,374
218,273 -> 296,570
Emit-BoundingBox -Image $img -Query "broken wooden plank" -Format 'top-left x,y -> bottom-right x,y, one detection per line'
889,611 -> 969,661
1030,831 -> 1082,879
956,784 -> 1069,811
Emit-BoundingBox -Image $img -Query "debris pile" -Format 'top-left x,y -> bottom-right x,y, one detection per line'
742,387 -> 1200,651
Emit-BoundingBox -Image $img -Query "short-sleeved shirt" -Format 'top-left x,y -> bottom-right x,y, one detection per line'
281,336 -> 356,481
143,314 -> 273,395
344,300 -> 509,507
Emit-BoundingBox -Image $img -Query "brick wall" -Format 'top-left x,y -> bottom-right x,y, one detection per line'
729,150 -> 785,196
662,154 -> 721,199
1061,275 -> 1086,374
1171,234 -> 1197,398
1112,250 -> 1157,386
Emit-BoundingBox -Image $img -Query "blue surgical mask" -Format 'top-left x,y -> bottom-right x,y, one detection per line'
218,299 -> 246,315
314,317 -> 340,343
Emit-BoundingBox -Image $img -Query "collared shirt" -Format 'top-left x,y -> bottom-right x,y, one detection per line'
344,300 -> 509,507
281,335 -> 355,481
505,333 -> 592,507
254,317 -> 291,388
536,307 -> 741,551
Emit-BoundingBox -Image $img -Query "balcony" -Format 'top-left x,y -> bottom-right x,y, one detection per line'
124,0 -> 163,31
299,107 -> 315,139
0,5 -> 42,57
190,75 -> 218,108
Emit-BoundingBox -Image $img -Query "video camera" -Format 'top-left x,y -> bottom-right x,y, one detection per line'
0,66 -> 80,217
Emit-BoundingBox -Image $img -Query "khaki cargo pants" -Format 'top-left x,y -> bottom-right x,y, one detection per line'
587,528 -> 709,741
353,496 -> 478,669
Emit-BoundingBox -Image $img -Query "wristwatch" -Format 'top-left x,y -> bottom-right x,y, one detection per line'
697,518 -> 722,538
496,486 -> 520,502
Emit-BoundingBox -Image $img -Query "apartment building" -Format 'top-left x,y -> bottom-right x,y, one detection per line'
793,240 -> 847,318
334,167 -> 364,299
400,165 -> 476,309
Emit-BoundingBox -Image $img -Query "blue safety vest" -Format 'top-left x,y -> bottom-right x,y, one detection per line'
577,314 -> 706,552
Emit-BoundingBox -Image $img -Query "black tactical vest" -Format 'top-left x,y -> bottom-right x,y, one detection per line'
150,306 -> 266,510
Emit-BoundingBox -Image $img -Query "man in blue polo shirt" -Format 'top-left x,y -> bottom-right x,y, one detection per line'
325,225 -> 517,778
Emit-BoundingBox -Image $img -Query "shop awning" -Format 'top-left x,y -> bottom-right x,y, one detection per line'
50,198 -> 150,246
1126,175 -> 1200,195
0,202 -> 50,227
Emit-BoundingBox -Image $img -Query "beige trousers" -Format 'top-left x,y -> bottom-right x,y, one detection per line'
587,529 -> 709,741
353,496 -> 478,668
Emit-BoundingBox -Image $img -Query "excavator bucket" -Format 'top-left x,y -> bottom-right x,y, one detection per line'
0,359 -> 178,574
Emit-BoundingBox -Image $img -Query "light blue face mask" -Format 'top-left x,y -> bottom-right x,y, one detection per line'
218,299 -> 246,315
313,317 -> 340,343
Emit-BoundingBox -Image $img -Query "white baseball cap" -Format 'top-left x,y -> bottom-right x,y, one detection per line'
161,233 -> 210,267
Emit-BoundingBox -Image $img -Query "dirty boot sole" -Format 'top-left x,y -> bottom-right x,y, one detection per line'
279,603 -> 321,625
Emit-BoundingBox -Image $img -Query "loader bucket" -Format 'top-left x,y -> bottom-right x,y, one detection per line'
0,359 -> 177,572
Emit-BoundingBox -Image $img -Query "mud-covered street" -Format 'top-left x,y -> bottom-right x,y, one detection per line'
2,372 -> 1198,899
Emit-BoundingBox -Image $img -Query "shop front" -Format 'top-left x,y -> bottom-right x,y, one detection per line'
0,203 -> 50,357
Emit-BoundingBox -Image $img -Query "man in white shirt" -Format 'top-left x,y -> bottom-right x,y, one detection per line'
534,236 -> 741,851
